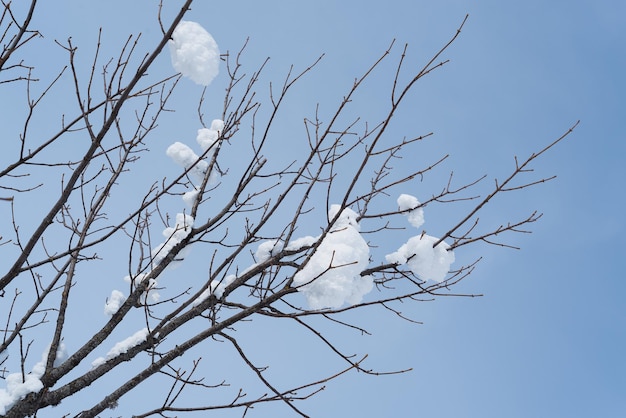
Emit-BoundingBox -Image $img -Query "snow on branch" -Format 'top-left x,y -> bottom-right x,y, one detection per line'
169,21 -> 220,86
292,205 -> 373,309
385,194 -> 454,283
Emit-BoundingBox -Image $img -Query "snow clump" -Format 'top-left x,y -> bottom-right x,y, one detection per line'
166,142 -> 210,183
169,21 -> 219,86
386,234 -> 455,282
255,239 -> 284,263
167,120 -> 224,188
91,328 -> 149,369
0,343 -> 67,414
292,205 -> 373,310
193,274 -> 236,305
151,212 -> 194,268
397,193 -> 424,228
196,119 -> 224,152
386,194 -> 455,282
104,289 -> 126,315
123,272 -> 160,304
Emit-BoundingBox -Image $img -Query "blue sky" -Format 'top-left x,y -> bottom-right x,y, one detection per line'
2,1 -> 624,417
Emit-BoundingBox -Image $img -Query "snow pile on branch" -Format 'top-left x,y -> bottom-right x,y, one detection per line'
386,194 -> 455,282
0,344 -> 67,414
293,205 -> 373,309
197,119 -> 224,151
151,212 -> 194,268
386,234 -> 454,282
91,328 -> 149,369
104,290 -> 126,315
167,142 -> 210,183
182,188 -> 200,207
397,193 -> 424,228
255,239 -> 284,263
195,274 -> 236,303
286,235 -> 317,251
169,21 -> 219,86
212,275 -> 236,299
122,272 -> 160,304
167,119 -> 224,190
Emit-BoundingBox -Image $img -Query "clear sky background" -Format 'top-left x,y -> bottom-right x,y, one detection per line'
2,1 -> 624,417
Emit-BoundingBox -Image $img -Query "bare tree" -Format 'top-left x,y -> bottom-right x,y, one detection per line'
0,1 -> 577,417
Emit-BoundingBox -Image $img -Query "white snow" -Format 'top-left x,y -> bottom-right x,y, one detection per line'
194,274 -> 236,302
192,287 -> 213,307
169,21 -> 220,86
0,372 -> 43,414
209,119 -> 225,132
196,119 -> 224,152
104,290 -> 126,315
192,273 -> 235,306
285,235 -> 317,251
255,239 -> 284,262
166,142 -> 210,183
167,137 -> 220,186
168,119 -> 224,207
397,193 -> 424,228
162,213 -> 194,241
385,194 -> 455,282
293,205 -> 373,309
90,357 -> 105,368
123,273 -> 160,304
196,128 -> 218,152
183,187 -> 200,207
151,213 -> 194,268
212,274 -> 236,299
0,343 -> 67,415
386,234 -> 455,282
91,328 -> 149,369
